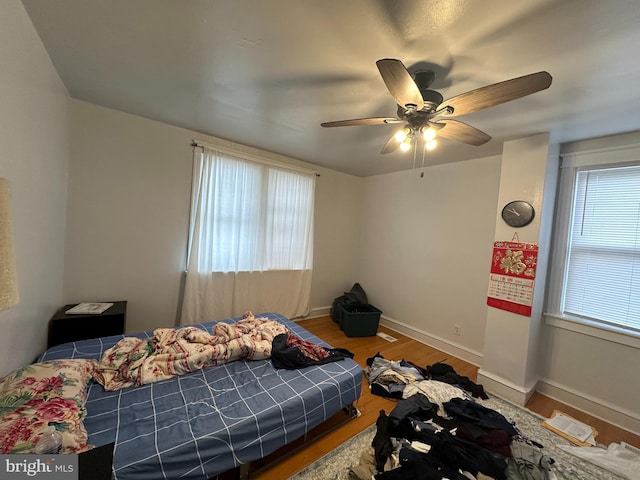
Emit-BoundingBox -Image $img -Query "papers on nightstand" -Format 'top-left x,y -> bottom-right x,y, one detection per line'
542,410 -> 597,446
65,302 -> 114,315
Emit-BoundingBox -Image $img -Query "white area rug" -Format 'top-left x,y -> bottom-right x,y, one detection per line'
288,395 -> 626,480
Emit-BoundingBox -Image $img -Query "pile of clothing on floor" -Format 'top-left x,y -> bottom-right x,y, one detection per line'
349,354 -> 564,480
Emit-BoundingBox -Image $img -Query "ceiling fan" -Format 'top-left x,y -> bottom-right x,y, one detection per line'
321,59 -> 552,154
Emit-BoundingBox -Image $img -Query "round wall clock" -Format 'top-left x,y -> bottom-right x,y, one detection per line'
501,200 -> 535,227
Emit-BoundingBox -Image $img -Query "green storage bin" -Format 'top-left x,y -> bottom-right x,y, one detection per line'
339,304 -> 381,337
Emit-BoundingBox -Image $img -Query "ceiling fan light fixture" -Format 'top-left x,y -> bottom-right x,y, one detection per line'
425,139 -> 438,151
394,126 -> 411,143
422,126 -> 437,142
399,138 -> 412,152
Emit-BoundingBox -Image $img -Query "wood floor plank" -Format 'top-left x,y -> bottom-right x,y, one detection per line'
251,316 -> 640,479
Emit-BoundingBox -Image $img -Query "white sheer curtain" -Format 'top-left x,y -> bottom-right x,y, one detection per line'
180,146 -> 315,325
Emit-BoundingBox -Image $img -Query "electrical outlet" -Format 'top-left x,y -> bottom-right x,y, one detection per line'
454,325 -> 462,336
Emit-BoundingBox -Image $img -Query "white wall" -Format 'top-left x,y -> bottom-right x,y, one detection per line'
65,100 -> 364,333
538,325 -> 640,432
0,0 -> 70,375
356,133 -> 640,435
310,166 -> 364,313
537,131 -> 640,434
478,134 -> 559,405
354,156 -> 502,364
65,101 -> 192,332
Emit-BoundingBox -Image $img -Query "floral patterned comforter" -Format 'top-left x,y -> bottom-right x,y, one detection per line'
93,314 -> 287,391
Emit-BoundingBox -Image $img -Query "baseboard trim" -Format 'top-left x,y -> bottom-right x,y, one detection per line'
305,310 -> 483,366
537,378 -> 640,437
379,315 -> 483,367
476,369 -> 537,407
308,308 -> 640,436
306,306 -> 331,319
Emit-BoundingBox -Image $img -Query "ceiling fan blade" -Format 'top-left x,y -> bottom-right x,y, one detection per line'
381,133 -> 401,154
437,71 -> 552,117
376,59 -> 424,111
321,117 -> 401,127
434,119 -> 491,146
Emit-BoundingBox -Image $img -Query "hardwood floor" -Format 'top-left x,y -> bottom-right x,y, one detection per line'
252,316 -> 640,479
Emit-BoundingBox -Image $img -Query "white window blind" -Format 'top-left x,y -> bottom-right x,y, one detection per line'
563,164 -> 640,331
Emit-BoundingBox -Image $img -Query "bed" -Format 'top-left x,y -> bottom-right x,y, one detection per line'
37,312 -> 363,479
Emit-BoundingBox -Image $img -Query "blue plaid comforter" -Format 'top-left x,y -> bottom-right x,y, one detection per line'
39,313 -> 363,479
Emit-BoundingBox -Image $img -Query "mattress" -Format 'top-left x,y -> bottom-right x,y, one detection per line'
39,312 -> 363,479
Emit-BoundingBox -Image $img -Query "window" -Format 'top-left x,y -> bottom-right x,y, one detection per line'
564,165 -> 640,330
548,143 -> 640,338
187,146 -> 315,274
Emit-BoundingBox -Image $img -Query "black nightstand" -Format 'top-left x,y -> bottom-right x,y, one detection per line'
47,301 -> 127,349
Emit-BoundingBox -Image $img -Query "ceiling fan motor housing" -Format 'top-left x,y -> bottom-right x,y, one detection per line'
413,70 -> 443,112
398,110 -> 436,130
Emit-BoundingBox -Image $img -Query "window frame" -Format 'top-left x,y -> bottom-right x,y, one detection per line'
545,141 -> 640,348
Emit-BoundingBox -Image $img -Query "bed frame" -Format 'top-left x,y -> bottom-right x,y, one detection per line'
40,313 -> 363,480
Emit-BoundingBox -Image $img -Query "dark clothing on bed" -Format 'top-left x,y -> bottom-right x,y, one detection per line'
271,332 -> 354,369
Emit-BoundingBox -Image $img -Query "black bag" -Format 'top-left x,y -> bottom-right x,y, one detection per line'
331,283 -> 368,322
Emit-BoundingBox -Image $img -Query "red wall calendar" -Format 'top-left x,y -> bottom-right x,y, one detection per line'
487,240 -> 539,316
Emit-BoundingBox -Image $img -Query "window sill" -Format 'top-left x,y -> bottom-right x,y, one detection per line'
544,313 -> 640,349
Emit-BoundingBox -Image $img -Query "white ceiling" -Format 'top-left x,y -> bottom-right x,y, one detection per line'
21,0 -> 640,177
